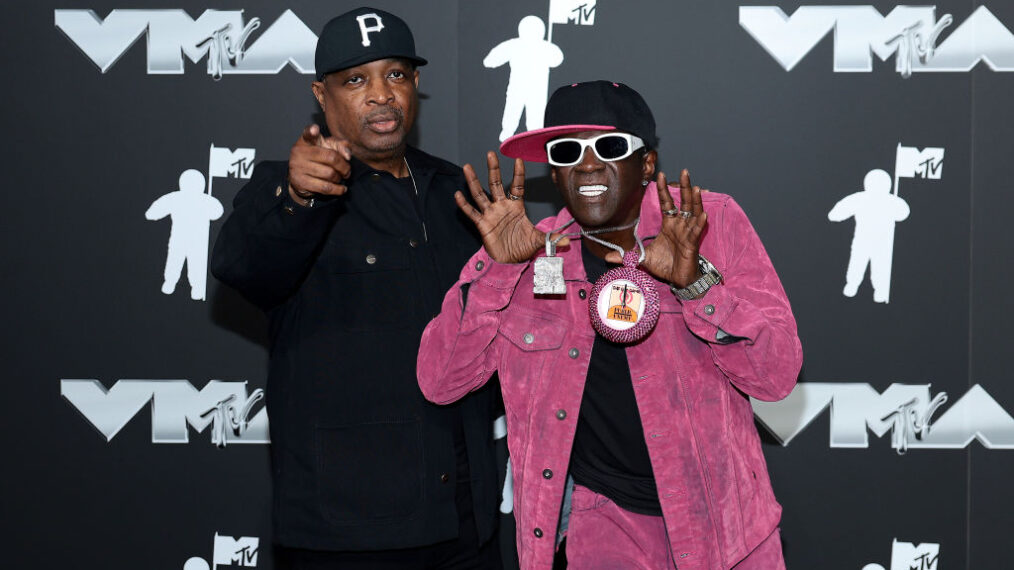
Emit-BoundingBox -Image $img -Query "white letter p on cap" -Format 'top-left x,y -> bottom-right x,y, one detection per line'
356,13 -> 384,46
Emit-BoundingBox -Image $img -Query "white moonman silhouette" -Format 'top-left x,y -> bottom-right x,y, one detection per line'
182,558 -> 210,570
145,169 -> 224,301
484,16 -> 564,141
828,169 -> 910,303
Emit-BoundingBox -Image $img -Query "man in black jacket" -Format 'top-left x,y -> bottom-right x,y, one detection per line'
211,7 -> 500,569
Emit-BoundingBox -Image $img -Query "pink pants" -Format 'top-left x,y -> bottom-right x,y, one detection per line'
566,485 -> 785,569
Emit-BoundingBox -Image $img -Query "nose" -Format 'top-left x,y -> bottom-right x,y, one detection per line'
366,77 -> 394,105
576,145 -> 603,171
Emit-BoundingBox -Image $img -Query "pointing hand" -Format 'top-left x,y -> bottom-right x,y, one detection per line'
288,124 -> 353,201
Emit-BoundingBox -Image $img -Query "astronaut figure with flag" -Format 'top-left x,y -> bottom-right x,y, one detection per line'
484,16 -> 563,142
484,0 -> 595,141
828,144 -> 942,303
145,169 -> 224,301
144,144 -> 254,301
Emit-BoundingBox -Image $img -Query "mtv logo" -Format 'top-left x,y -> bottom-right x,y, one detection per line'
209,145 -> 256,180
549,0 -> 596,26
896,145 -> 944,180
891,539 -> 939,570
213,534 -> 259,567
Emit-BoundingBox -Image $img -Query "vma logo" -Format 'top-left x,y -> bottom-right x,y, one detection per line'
54,9 -> 316,79
61,379 -> 268,447
863,539 -> 939,570
185,534 -> 259,570
752,383 -> 1014,454
145,144 -> 255,301
740,6 -> 1014,77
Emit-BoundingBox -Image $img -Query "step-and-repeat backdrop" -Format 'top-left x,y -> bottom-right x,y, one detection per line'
6,1 -> 1013,568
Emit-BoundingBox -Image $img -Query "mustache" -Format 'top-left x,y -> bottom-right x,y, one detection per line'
363,106 -> 404,125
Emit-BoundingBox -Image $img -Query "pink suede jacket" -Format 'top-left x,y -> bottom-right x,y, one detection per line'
418,185 -> 802,569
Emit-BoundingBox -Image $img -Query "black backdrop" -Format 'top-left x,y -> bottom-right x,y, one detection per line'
5,1 -> 1014,568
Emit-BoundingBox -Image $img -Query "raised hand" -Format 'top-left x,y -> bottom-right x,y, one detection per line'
455,151 -> 567,264
638,169 -> 708,287
288,124 -> 353,200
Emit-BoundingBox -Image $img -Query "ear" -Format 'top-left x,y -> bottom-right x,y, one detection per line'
550,166 -> 558,186
642,150 -> 658,182
311,80 -> 326,110
413,69 -> 420,89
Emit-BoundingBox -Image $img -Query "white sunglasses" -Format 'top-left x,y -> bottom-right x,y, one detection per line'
546,133 -> 646,166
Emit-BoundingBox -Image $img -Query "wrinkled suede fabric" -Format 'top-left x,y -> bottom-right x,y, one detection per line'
418,185 -> 802,569
567,485 -> 785,570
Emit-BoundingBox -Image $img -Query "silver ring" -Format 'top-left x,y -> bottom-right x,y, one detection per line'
662,208 -> 680,217
679,210 -> 692,219
508,193 -> 522,201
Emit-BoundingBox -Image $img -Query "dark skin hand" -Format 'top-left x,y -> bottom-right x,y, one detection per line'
604,169 -> 708,289
456,151 -> 569,263
287,124 -> 353,204
459,152 -> 707,291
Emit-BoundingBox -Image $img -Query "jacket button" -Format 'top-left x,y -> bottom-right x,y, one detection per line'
542,468 -> 553,479
283,204 -> 295,215
370,173 -> 382,182
409,239 -> 419,248
366,254 -> 377,265
275,185 -> 283,197
578,289 -> 587,299
523,333 -> 534,344
440,473 -> 449,483
704,304 -> 715,315
533,528 -> 543,538
555,409 -> 567,420
568,348 -> 579,359
475,260 -> 485,271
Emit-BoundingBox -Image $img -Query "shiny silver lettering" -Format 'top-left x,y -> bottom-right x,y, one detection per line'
60,379 -> 269,445
739,5 -> 1014,76
54,9 -> 316,77
753,383 -> 1014,450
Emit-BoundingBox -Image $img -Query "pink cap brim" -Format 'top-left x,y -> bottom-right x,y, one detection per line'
499,124 -> 617,162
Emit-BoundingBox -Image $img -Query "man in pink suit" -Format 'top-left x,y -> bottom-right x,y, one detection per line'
418,81 -> 801,569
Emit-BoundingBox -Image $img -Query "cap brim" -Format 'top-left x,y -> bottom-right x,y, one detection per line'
499,124 -> 616,162
317,54 -> 428,79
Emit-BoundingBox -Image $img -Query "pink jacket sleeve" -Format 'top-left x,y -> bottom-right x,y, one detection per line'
679,195 -> 802,402
417,248 -> 528,404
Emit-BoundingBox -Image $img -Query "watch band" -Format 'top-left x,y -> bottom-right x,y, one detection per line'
671,254 -> 723,301
291,189 -> 316,208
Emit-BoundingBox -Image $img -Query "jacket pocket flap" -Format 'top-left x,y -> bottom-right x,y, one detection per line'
498,311 -> 567,351
320,242 -> 410,274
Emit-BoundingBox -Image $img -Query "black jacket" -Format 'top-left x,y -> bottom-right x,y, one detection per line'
211,147 -> 497,551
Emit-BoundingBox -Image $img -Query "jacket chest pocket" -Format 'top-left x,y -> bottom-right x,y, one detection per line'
497,310 -> 567,410
316,242 -> 414,330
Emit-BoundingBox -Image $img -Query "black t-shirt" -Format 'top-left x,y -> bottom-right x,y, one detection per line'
568,245 -> 663,516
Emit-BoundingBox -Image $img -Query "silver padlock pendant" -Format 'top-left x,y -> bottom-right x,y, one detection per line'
533,256 -> 566,295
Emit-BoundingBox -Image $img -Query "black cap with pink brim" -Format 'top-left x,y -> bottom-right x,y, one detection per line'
499,81 -> 658,163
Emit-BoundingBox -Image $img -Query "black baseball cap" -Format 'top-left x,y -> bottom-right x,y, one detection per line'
315,7 -> 428,79
500,81 -> 658,162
